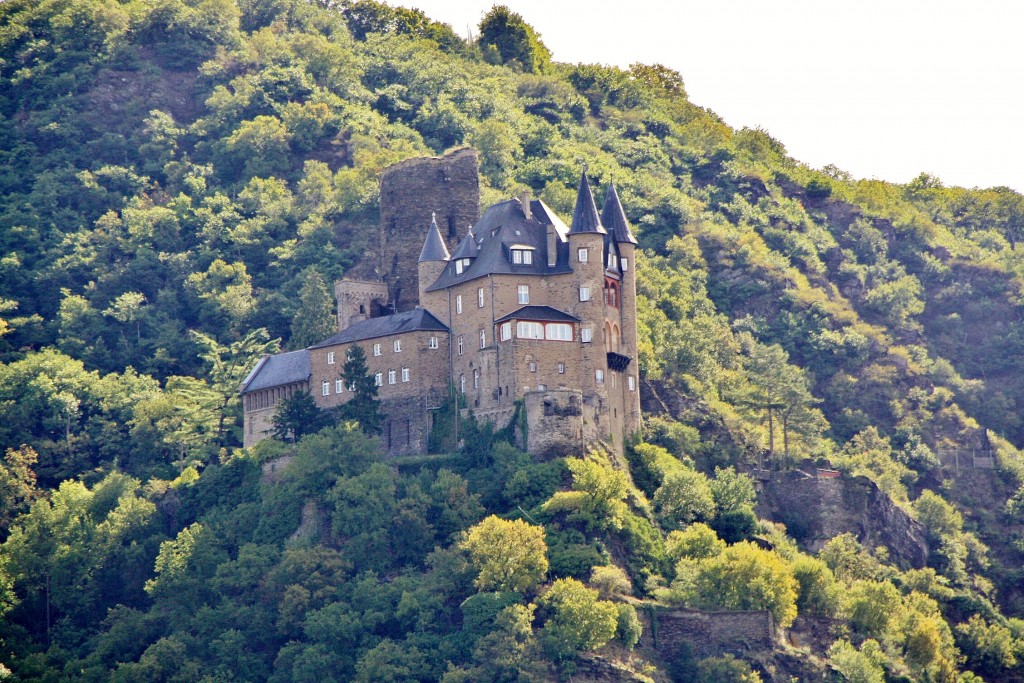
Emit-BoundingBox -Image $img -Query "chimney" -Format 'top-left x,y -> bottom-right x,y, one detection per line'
547,224 -> 557,267
519,191 -> 532,221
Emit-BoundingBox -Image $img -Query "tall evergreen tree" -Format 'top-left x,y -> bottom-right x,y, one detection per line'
290,270 -> 336,350
339,345 -> 382,435
272,391 -> 332,443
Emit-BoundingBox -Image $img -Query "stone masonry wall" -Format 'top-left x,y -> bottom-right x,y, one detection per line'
642,607 -> 776,659
380,148 -> 480,310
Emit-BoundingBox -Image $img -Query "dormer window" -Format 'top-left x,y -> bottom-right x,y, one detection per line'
454,258 -> 471,274
608,253 -> 618,269
511,247 -> 533,265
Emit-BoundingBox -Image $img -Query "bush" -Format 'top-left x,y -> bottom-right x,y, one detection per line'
615,604 -> 642,650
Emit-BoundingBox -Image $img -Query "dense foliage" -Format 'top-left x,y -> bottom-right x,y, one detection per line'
3,0 -> 1024,680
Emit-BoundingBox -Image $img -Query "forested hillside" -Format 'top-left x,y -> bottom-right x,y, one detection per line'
3,0 -> 1024,680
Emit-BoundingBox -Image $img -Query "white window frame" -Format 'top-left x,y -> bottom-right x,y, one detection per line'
478,287 -> 485,307
500,322 -> 512,341
393,339 -> 402,352
608,253 -> 617,269
512,250 -> 523,264
516,321 -> 544,340
578,248 -> 588,263
545,323 -> 573,341
628,375 -> 636,391
402,367 -> 410,382
529,361 -> 537,372
558,363 -> 565,374
517,285 -> 529,305
373,343 -> 382,357
480,329 -> 486,348
460,374 -> 466,393
458,335 -> 464,355
595,369 -> 605,384
388,369 -> 397,384
581,327 -> 593,343
374,372 -> 383,386
327,351 -> 335,364
473,369 -> 479,389
456,295 -> 462,314
579,287 -> 591,302
428,336 -> 438,349
621,257 -> 629,272
335,378 -> 343,393
322,380 -> 330,396
455,260 -> 464,275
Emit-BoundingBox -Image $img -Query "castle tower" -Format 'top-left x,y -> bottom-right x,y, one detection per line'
601,182 -> 641,436
567,170 -> 611,441
418,213 -> 450,314
379,148 -> 480,311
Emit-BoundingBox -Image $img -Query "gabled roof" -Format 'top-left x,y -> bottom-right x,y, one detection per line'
568,171 -> 606,235
418,213 -> 450,262
450,227 -> 478,260
600,183 -> 638,245
426,198 -> 573,291
240,349 -> 310,394
494,305 -> 580,324
309,308 -> 448,348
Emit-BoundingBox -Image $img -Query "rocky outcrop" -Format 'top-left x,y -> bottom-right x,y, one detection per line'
755,470 -> 928,568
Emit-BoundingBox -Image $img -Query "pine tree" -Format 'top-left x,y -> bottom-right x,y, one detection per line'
339,345 -> 382,435
290,269 -> 336,349
272,391 -> 331,443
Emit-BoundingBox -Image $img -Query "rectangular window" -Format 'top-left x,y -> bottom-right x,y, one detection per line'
480,329 -> 486,348
529,362 -> 537,372
374,372 -> 383,387
394,339 -> 402,352
545,323 -> 573,341
579,287 -> 591,302
388,369 -> 397,384
458,335 -> 464,355
327,351 -> 335,364
512,250 -> 523,264
516,322 -> 544,339
373,343 -> 381,357
608,253 -> 617,269
428,336 -> 438,349
473,370 -> 480,389
455,261 -> 464,274
517,285 -> 529,304
621,258 -> 629,272
581,327 -> 593,343
335,379 -> 343,393
595,369 -> 605,384
628,375 -> 636,391
322,380 -> 330,396
460,375 -> 466,393
578,248 -> 588,263
456,295 -> 462,314
558,363 -> 565,374
523,250 -> 533,265
500,322 -> 512,341
478,288 -> 485,307
402,367 -> 410,382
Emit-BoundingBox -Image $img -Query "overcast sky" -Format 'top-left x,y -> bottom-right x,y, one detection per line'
409,0 -> 1024,192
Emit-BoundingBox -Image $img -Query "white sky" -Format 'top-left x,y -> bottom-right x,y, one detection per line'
409,0 -> 1024,192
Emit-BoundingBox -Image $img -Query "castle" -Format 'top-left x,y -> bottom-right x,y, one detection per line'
240,149 -> 641,456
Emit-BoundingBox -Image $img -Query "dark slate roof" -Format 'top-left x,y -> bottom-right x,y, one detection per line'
426,198 -> 573,291
309,308 -> 448,348
600,183 -> 638,245
450,227 -> 477,260
240,349 -> 310,394
568,171 -> 606,235
494,305 -> 580,324
418,214 -> 450,262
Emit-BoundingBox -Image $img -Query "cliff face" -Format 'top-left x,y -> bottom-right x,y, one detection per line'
755,470 -> 929,568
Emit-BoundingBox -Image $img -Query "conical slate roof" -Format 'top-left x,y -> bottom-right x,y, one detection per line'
418,213 -> 450,262
450,227 -> 478,260
568,170 -> 606,235
600,183 -> 638,245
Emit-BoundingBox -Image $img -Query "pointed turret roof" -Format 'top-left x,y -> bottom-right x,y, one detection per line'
600,183 -> 638,245
450,226 -> 478,260
568,170 -> 606,235
418,213 -> 450,262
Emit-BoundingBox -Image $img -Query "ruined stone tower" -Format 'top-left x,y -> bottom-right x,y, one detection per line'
379,147 -> 480,311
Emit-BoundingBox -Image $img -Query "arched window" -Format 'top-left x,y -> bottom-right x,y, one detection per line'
604,321 -> 613,353
612,324 -> 620,352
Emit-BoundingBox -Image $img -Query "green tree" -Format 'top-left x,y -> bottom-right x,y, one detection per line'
653,467 -> 716,531
272,391 -> 332,443
696,654 -> 763,683
461,516 -> 549,593
338,345 -> 382,435
0,446 -> 39,537
478,5 -> 551,73
537,578 -> 618,663
290,270 -> 336,349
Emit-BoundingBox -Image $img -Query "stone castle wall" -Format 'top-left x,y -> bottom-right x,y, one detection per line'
643,607 -> 776,659
380,148 -> 480,310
